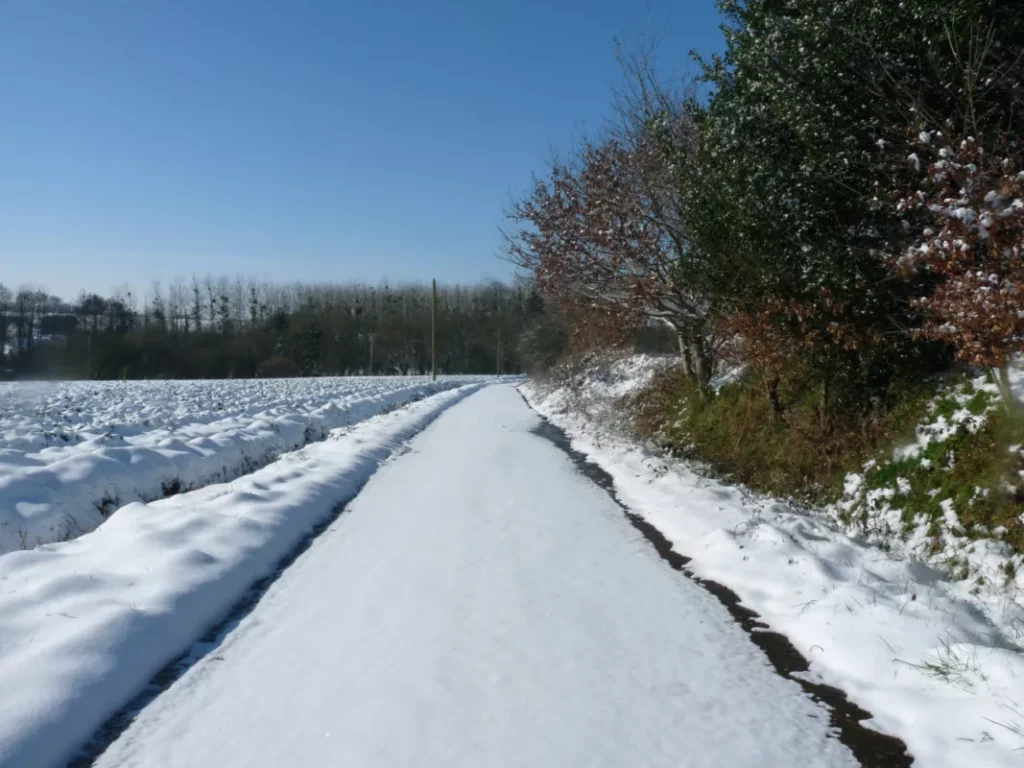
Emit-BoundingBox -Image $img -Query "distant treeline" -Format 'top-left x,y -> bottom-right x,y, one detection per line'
0,277 -> 550,379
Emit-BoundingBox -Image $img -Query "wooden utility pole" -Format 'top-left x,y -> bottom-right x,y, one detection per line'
431,279 -> 437,381
496,326 -> 501,376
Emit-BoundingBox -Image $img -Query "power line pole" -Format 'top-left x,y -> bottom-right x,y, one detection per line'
496,326 -> 501,376
431,278 -> 437,381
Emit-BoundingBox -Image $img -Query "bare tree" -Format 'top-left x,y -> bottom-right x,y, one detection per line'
191,275 -> 203,332
13,286 -> 46,356
149,280 -> 166,330
204,275 -> 217,332
0,283 -> 11,363
505,122 -> 714,382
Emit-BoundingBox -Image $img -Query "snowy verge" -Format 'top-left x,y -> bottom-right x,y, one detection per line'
0,377 -> 485,555
0,383 -> 484,768
523,377 -> 1024,768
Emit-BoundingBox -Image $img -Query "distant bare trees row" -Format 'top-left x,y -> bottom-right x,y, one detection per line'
0,284 -> 70,360
0,276 -> 543,379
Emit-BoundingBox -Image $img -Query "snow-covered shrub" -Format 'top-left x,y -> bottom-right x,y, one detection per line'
832,373 -> 1024,582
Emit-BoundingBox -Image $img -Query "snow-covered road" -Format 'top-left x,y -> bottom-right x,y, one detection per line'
91,385 -> 856,767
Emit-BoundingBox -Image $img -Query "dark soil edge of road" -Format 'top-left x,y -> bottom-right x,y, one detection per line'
527,406 -> 913,768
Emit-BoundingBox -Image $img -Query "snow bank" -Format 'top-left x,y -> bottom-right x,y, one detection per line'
524,372 -> 1024,768
540,353 -> 676,429
0,383 -> 483,768
0,376 -> 486,554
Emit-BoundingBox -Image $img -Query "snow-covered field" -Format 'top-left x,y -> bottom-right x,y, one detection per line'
0,383 -> 485,767
0,376 -> 489,554
523,360 -> 1024,768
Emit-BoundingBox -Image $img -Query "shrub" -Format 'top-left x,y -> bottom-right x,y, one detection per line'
628,363 -> 938,503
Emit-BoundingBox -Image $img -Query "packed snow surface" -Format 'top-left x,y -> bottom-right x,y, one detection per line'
0,376 -> 487,554
0,384 -> 484,767
85,385 -> 854,768
525,364 -> 1024,768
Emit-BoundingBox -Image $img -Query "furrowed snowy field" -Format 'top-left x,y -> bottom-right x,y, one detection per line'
524,357 -> 1024,768
0,376 -> 489,555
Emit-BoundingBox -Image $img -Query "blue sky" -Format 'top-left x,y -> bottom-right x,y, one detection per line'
0,0 -> 724,301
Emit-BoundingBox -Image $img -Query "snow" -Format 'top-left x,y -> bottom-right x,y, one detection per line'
7,366 -> 1020,767
0,376 -> 488,555
89,385 -> 855,768
0,383 -> 483,768
538,353 -> 674,433
524,374 -> 1024,768
889,377 -> 992,463
571,352 -> 675,400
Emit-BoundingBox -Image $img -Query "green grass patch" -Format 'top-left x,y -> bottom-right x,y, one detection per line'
851,382 -> 1024,559
627,364 -> 1024,566
628,365 -> 938,503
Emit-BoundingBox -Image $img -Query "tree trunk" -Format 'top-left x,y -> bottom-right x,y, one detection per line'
688,337 -> 712,391
764,373 -> 785,422
995,363 -> 1017,411
820,377 -> 831,436
677,333 -> 693,376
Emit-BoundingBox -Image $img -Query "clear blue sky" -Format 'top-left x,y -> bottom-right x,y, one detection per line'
0,0 -> 724,301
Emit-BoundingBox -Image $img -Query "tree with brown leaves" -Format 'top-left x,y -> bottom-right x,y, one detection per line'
504,115 -> 715,384
895,131 -> 1024,405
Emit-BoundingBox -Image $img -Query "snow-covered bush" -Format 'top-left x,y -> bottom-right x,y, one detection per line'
832,373 -> 1024,583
